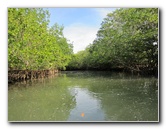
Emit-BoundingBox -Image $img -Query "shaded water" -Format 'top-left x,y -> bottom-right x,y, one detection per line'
8,71 -> 158,121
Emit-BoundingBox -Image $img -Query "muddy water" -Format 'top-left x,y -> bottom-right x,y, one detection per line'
8,71 -> 158,122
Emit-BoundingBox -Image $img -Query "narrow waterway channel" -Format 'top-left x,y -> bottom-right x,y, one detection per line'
8,71 -> 158,121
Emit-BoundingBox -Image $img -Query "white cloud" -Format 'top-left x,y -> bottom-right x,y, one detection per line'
63,8 -> 117,53
94,8 -> 117,19
64,23 -> 98,53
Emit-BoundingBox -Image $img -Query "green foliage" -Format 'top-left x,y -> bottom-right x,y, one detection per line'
67,50 -> 89,70
8,8 -> 73,70
68,8 -> 158,72
9,8 -> 158,73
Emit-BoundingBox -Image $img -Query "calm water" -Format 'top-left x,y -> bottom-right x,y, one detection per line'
8,71 -> 158,122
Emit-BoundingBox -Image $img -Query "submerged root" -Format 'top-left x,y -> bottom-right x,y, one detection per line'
8,69 -> 58,84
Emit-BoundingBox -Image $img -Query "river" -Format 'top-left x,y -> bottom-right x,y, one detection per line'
8,71 -> 158,122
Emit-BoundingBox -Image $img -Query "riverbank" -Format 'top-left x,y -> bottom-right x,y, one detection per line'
8,67 -> 158,84
8,69 -> 58,84
65,67 -> 158,76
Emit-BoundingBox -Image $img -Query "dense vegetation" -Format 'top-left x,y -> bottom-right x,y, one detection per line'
8,8 -> 73,71
8,8 -> 158,78
67,8 -> 158,74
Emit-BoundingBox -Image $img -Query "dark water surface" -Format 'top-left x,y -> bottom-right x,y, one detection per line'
8,71 -> 158,122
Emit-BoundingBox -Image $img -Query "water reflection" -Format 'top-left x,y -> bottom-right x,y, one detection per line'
68,87 -> 105,121
8,77 -> 76,121
8,71 -> 158,121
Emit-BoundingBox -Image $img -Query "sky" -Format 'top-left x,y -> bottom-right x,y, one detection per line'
47,8 -> 117,53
